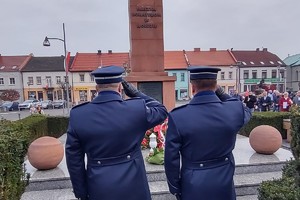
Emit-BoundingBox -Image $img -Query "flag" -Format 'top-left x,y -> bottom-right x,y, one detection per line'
65,51 -> 71,75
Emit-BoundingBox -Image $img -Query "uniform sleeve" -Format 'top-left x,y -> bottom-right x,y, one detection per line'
164,114 -> 182,195
137,92 -> 168,129
243,104 -> 252,125
65,121 -> 88,199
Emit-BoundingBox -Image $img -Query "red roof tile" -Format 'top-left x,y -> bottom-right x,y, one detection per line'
70,52 -> 129,72
231,49 -> 285,67
185,49 -> 236,66
164,51 -> 188,70
0,55 -> 32,72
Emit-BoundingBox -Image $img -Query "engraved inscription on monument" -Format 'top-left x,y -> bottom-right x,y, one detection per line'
138,82 -> 163,103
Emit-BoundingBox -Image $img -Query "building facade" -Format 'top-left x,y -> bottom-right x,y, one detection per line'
232,48 -> 286,93
0,55 -> 32,102
21,56 -> 70,101
283,54 -> 300,92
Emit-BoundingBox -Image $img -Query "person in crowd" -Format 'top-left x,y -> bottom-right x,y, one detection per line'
293,90 -> 300,106
243,91 -> 257,113
65,66 -> 167,200
29,105 -> 35,114
164,67 -> 251,200
231,90 -> 243,101
259,91 -> 272,111
279,92 -> 293,112
272,90 -> 281,112
35,104 -> 44,114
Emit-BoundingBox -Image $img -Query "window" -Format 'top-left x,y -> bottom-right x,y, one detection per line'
0,78 -> 4,85
180,73 -> 185,82
252,70 -> 257,79
9,78 -> 15,85
57,90 -> 62,100
56,76 -> 61,84
243,70 -> 249,79
221,72 -> 225,80
280,70 -> 285,80
172,73 -> 176,77
262,70 -> 267,79
79,90 -> 87,101
271,70 -> 277,78
36,76 -> 41,85
46,76 -> 52,87
64,76 -> 69,83
229,72 -> 233,79
79,74 -> 85,82
28,77 -> 33,85
90,74 -> 94,82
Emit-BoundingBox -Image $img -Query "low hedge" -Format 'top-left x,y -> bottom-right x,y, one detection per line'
0,115 -> 69,200
239,112 -> 291,139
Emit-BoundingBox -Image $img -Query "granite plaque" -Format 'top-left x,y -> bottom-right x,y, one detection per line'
138,82 -> 163,103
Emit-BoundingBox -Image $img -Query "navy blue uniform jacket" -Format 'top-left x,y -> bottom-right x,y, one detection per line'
66,91 -> 167,200
165,91 -> 251,200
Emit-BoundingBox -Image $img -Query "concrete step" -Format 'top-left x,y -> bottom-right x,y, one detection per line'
22,171 -> 281,199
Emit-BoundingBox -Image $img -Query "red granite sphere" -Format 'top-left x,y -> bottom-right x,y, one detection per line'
28,136 -> 64,170
249,125 -> 282,155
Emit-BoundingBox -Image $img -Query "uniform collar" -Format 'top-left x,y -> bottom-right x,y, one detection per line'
91,91 -> 123,104
189,90 -> 222,105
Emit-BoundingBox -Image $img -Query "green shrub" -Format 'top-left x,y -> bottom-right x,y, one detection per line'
17,114 -> 48,142
239,112 -> 291,138
0,120 -> 30,200
47,116 -> 69,138
290,106 -> 300,186
258,177 -> 300,200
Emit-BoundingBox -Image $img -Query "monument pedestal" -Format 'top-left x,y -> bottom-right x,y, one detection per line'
126,72 -> 176,111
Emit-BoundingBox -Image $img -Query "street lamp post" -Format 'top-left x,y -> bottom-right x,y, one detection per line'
277,65 -> 280,92
43,23 -> 70,115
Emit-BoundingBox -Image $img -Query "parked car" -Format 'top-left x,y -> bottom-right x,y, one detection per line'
53,100 -> 67,109
0,102 -> 19,111
18,99 -> 40,110
41,100 -> 53,109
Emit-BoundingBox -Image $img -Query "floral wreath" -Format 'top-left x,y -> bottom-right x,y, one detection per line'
142,118 -> 168,165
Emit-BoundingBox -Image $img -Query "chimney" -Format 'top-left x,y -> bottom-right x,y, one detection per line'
210,48 -> 216,51
108,50 -> 112,54
256,48 -> 260,52
263,48 -> 268,52
97,50 -> 102,55
194,48 -> 201,52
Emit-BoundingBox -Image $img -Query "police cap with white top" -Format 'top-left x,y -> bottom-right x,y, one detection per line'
91,66 -> 125,84
188,66 -> 221,80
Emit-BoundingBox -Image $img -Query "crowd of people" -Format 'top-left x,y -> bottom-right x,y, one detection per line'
232,89 -> 300,112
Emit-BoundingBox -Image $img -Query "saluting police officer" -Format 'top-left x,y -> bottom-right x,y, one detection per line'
65,66 -> 168,200
164,67 -> 252,200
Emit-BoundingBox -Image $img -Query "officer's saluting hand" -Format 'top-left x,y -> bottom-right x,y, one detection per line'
121,80 -> 140,97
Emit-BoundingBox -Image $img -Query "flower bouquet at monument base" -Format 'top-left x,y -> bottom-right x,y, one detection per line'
142,119 -> 168,165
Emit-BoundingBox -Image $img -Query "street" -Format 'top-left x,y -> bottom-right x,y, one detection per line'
0,108 -> 68,121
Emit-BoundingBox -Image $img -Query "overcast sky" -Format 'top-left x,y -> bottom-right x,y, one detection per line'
0,0 -> 299,60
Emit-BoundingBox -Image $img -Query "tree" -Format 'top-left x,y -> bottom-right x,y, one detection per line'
0,89 -> 20,101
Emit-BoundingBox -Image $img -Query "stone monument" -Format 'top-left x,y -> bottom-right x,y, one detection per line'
126,0 -> 176,110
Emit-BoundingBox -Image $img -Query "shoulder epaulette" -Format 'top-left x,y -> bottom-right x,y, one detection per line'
71,102 -> 90,110
170,104 -> 187,112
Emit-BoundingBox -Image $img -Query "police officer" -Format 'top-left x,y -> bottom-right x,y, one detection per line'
65,66 -> 168,200
164,67 -> 251,200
